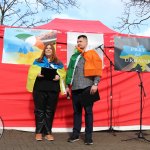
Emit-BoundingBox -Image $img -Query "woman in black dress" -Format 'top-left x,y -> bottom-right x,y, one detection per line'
26,43 -> 66,141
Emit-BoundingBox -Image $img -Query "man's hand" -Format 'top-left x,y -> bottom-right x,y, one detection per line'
66,87 -> 71,95
66,87 -> 71,99
90,85 -> 98,95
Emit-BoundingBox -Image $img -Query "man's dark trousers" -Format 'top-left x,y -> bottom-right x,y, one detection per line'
72,89 -> 93,139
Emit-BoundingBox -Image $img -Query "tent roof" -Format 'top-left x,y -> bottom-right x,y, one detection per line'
37,18 -> 117,34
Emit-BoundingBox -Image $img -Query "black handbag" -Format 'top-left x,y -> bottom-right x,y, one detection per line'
79,86 -> 100,107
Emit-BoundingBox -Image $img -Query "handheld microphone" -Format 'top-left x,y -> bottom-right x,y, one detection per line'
67,92 -> 70,100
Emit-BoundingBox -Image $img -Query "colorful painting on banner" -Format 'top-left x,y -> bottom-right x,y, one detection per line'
2,28 -> 57,65
67,32 -> 104,67
114,36 -> 150,72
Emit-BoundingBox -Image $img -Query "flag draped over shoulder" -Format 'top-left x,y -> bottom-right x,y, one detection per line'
83,49 -> 102,77
66,47 -> 102,85
33,56 -> 64,69
26,58 -> 66,95
66,51 -> 81,84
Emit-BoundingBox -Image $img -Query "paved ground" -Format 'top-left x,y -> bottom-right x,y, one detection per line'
1,130 -> 150,150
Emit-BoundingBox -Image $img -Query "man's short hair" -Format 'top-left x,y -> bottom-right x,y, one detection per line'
77,35 -> 88,40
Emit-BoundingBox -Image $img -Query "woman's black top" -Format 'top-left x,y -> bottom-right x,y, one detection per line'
33,75 -> 60,92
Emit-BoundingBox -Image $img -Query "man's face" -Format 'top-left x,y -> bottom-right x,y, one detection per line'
77,37 -> 88,50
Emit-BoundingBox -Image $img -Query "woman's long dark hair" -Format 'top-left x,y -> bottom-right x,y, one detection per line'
37,43 -> 60,64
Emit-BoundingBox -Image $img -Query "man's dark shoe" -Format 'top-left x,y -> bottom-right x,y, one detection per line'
68,134 -> 79,143
84,138 -> 93,145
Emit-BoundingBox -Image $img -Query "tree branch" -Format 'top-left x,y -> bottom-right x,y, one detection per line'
114,0 -> 150,33
0,0 -> 79,26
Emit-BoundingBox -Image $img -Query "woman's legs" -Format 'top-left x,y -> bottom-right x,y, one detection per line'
33,91 -> 47,134
45,91 -> 59,134
33,90 -> 59,140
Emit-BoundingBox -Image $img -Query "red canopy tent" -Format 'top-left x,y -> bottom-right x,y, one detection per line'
0,18 -> 150,132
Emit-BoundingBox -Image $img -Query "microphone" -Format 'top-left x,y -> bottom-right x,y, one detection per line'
136,70 -> 140,73
67,92 -> 70,100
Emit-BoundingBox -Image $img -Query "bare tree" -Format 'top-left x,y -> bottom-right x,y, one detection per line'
114,0 -> 150,33
0,0 -> 79,27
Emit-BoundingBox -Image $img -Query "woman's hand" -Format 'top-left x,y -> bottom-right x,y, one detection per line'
37,74 -> 44,77
53,75 -> 60,81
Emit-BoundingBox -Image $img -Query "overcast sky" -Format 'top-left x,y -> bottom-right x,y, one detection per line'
50,0 -> 150,36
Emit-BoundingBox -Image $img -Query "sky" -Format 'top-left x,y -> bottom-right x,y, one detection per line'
1,0 -> 150,36
49,0 -> 150,36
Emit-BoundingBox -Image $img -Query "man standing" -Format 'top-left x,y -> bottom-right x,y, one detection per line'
66,35 -> 102,145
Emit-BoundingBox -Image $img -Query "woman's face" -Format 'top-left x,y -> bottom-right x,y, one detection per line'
45,45 -> 53,57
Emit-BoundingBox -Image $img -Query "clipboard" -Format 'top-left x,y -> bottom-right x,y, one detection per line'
41,67 -> 57,80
